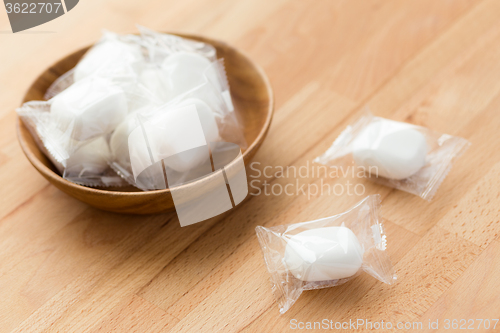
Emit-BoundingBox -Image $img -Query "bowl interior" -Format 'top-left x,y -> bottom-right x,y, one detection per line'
16,33 -> 273,214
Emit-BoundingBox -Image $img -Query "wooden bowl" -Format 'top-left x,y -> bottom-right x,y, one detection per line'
16,33 -> 274,214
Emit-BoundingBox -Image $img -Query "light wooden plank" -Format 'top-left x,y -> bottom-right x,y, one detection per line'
341,227 -> 481,323
1,0 -> 500,332
92,295 -> 179,333
438,163 -> 500,248
419,240 -> 500,332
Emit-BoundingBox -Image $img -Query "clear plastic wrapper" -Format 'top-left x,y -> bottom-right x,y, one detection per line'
44,68 -> 75,100
314,112 -> 470,201
17,101 -> 65,174
255,195 -> 395,314
138,25 -> 217,64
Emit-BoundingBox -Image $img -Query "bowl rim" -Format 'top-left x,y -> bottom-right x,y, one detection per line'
16,32 -> 274,197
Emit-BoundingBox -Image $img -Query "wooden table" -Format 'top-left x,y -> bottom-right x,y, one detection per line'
1,0 -> 500,332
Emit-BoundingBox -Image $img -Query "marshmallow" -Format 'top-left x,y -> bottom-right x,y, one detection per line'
110,103 -> 164,165
74,39 -> 143,81
151,101 -> 218,173
176,98 -> 220,143
50,77 -> 128,141
284,227 -> 364,282
65,136 -> 111,175
352,120 -> 428,180
139,65 -> 171,101
161,51 -> 214,97
110,116 -> 137,166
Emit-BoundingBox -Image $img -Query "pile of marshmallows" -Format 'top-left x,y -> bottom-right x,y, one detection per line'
20,27 -> 240,189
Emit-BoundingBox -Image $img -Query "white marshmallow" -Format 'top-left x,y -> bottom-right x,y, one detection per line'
139,65 -> 171,101
110,104 -> 161,165
161,51 -> 215,97
352,120 -> 428,180
65,136 -> 111,175
110,116 -> 136,165
74,39 -> 142,81
284,227 -> 364,282
176,98 -> 220,144
50,77 -> 128,141
127,100 -> 220,182
152,101 -> 218,173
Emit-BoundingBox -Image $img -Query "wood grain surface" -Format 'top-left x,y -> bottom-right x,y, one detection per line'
1,0 -> 499,332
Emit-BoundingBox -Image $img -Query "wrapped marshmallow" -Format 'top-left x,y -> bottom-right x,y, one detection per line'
127,102 -> 214,189
50,76 -> 128,142
176,98 -> 220,144
109,101 -> 172,190
111,102 -> 216,190
137,64 -> 172,102
66,136 -> 111,175
17,66 -> 137,187
351,121 -> 428,180
256,195 -> 395,314
109,85 -> 227,190
161,51 -> 213,97
314,112 -> 470,201
74,32 -> 144,82
110,115 -> 138,167
284,226 -> 364,282
166,59 -> 245,147
136,52 -> 222,104
63,136 -> 125,187
16,100 -> 126,187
